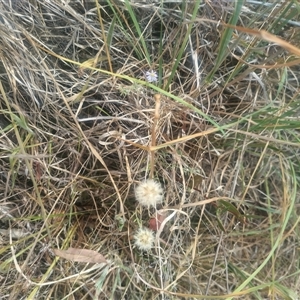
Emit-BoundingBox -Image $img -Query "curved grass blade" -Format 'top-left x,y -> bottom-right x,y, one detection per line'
206,0 -> 244,82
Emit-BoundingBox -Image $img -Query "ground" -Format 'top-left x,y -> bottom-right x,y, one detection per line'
0,1 -> 299,299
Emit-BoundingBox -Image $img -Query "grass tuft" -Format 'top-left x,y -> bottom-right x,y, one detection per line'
0,0 -> 299,299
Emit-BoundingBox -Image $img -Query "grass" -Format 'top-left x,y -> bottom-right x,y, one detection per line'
0,0 -> 300,299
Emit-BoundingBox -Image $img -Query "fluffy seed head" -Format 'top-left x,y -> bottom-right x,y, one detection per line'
135,179 -> 163,208
134,227 -> 155,251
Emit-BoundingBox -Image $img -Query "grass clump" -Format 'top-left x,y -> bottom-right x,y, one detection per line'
0,0 -> 299,299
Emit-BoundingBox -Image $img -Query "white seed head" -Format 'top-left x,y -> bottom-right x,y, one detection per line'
134,227 -> 155,251
135,179 -> 163,208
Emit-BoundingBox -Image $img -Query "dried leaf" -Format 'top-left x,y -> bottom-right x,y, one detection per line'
0,228 -> 29,239
149,212 -> 167,231
0,205 -> 14,220
33,161 -> 43,182
53,248 -> 107,264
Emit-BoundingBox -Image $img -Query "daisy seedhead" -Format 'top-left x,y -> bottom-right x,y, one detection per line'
134,227 -> 155,251
145,70 -> 158,83
135,179 -> 164,208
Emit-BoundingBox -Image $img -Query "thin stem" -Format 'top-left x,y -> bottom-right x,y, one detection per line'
150,94 -> 161,178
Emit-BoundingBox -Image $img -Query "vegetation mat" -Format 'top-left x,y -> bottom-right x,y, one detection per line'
0,0 -> 299,299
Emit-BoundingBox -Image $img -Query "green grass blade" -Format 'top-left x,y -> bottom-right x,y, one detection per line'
123,0 -> 150,64
206,0 -> 245,82
226,162 -> 297,300
164,0 -> 202,90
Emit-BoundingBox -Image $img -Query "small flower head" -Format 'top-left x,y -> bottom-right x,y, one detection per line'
145,70 -> 158,83
135,179 -> 164,208
134,227 -> 155,251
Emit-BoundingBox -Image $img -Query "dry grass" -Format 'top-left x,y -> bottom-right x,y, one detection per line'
0,0 -> 299,299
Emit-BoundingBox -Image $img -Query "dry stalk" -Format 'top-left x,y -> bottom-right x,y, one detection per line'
150,93 -> 161,178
